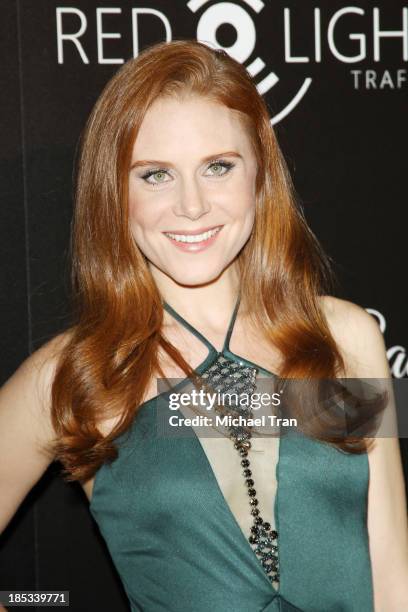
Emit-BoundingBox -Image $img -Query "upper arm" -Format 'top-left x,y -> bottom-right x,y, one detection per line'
0,333 -> 68,535
321,296 -> 408,610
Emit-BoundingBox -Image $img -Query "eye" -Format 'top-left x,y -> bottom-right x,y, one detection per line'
140,168 -> 170,186
206,159 -> 235,176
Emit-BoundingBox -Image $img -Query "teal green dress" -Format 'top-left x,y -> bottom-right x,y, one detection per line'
89,296 -> 374,611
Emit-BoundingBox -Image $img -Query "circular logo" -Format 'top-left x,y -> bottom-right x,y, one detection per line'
187,0 -> 312,124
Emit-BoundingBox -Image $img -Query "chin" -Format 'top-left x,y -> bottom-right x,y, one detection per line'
165,263 -> 226,287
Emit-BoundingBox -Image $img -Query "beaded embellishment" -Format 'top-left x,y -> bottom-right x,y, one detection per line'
200,353 -> 280,585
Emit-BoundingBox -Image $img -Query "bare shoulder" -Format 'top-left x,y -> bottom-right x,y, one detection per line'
1,329 -> 74,446
318,294 -> 376,333
318,295 -> 389,378
15,329 -> 72,397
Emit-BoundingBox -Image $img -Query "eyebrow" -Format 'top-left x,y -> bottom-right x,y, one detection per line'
130,150 -> 243,170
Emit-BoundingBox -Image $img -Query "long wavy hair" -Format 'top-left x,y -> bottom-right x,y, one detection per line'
46,39 -> 382,483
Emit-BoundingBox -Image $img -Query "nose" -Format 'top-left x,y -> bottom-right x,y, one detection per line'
172,175 -> 211,221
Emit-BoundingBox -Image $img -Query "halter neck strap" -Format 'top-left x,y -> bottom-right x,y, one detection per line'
162,292 -> 241,354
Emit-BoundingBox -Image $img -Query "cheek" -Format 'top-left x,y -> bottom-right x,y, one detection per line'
233,183 -> 256,240
128,192 -> 160,234
229,179 -> 256,222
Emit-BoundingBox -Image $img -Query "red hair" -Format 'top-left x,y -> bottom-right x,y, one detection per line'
46,39 -> 382,483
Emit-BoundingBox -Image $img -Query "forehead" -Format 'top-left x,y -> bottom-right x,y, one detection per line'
131,95 -> 252,160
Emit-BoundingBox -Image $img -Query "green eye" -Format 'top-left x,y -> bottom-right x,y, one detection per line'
208,160 -> 235,175
141,168 -> 169,185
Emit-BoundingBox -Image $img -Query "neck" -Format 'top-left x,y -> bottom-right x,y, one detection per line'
150,261 -> 242,327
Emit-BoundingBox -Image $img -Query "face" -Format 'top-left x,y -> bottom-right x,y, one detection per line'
128,94 -> 258,288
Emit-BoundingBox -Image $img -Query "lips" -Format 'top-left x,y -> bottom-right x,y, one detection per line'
163,225 -> 223,253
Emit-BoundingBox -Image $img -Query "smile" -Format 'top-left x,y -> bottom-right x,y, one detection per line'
163,225 -> 223,252
164,227 -> 222,243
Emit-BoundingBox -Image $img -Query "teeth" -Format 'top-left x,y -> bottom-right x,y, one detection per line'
165,227 -> 221,243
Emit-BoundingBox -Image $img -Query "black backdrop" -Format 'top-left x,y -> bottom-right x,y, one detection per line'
1,1 -> 407,610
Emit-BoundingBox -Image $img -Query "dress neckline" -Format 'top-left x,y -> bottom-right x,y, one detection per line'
159,295 -> 281,594
90,293 -> 282,598
130,293 -> 278,415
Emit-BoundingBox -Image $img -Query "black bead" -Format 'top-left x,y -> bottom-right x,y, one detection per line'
270,530 -> 278,539
239,448 -> 248,457
254,517 -> 263,525
249,498 -> 258,506
250,526 -> 259,534
243,469 -> 252,477
262,552 -> 277,562
245,478 -> 254,487
248,535 -> 258,544
248,488 -> 257,497
241,459 -> 250,467
251,508 -> 259,516
263,522 -> 271,531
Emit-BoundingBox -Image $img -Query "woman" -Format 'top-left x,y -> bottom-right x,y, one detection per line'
0,39 -> 407,611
